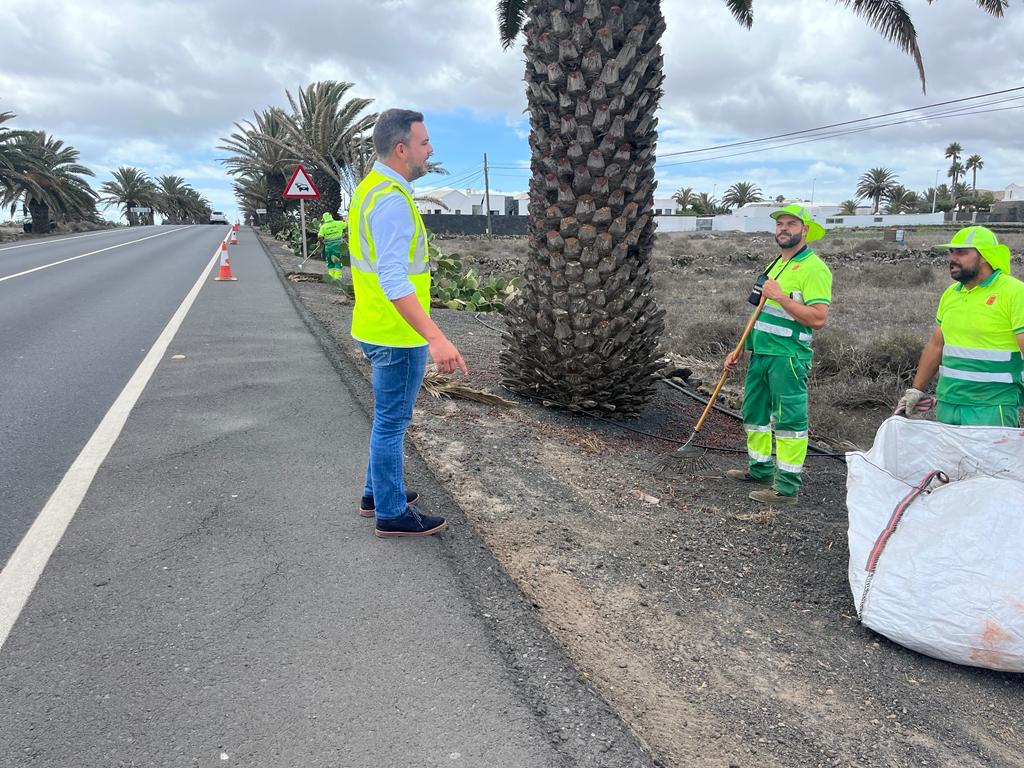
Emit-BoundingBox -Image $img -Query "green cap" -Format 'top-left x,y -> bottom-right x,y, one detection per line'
936,226 -> 1011,275
321,212 -> 334,222
770,204 -> 826,242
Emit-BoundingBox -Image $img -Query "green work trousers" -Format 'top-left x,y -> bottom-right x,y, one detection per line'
741,354 -> 810,496
936,401 -> 1020,427
324,241 -> 349,280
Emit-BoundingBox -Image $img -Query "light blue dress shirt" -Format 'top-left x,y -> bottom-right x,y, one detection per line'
367,161 -> 419,301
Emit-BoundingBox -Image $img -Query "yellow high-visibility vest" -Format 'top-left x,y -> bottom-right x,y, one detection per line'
348,169 -> 430,347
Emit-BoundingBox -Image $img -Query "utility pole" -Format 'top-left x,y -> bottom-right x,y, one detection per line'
931,168 -> 939,214
810,178 -> 816,204
483,153 -> 492,238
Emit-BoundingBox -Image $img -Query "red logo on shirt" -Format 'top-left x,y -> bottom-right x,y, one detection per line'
986,295 -> 998,305
791,264 -> 801,271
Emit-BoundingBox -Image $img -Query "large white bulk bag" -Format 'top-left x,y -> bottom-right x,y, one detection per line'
846,417 -> 1024,672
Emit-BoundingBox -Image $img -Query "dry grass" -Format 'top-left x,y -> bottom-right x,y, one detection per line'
649,233 -> 970,447
430,227 -> 1023,448
733,508 -> 779,525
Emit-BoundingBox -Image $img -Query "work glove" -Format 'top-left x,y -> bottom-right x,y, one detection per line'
894,387 -> 925,416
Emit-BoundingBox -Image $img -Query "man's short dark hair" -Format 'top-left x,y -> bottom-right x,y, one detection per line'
373,109 -> 424,158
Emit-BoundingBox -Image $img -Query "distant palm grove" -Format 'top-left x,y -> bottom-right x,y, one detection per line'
670,142 -> 989,220
1,110 -> 211,233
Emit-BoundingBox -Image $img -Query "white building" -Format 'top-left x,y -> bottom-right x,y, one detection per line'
652,196 -> 678,216
1004,183 -> 1024,201
415,188 -> 518,216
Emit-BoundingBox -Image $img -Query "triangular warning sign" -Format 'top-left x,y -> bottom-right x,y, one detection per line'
283,164 -> 320,199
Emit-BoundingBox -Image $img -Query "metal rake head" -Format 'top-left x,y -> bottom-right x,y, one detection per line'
653,439 -> 713,474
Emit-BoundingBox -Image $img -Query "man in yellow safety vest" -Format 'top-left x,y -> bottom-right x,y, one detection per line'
348,108 -> 467,538
897,226 -> 1024,426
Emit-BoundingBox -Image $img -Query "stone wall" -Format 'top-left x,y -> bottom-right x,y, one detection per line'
421,214 -> 528,236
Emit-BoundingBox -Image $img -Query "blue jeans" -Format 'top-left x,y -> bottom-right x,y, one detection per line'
359,342 -> 428,520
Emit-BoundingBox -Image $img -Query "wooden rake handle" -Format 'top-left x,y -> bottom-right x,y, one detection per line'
690,295 -> 767,436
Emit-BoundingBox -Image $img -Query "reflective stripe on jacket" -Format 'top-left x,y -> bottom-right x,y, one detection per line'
348,169 -> 430,347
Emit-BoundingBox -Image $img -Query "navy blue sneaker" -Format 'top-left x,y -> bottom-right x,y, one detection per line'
374,505 -> 447,538
359,491 -> 419,518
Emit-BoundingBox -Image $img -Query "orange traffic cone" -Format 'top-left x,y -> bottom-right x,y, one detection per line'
213,241 -> 237,281
229,230 -> 238,245
232,221 -> 239,232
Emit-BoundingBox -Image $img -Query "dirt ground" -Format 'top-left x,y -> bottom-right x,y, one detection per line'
262,230 -> 1023,768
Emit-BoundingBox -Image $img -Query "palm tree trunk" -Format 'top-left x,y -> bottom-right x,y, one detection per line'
500,0 -> 667,415
266,171 -> 287,235
28,199 -> 49,234
309,169 -> 341,221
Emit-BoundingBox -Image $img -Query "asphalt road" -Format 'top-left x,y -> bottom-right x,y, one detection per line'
0,227 -> 580,767
0,225 -> 226,567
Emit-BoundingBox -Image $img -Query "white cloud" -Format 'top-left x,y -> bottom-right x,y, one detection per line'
1,0 -> 1020,216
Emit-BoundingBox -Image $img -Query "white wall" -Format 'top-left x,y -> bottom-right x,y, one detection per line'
653,215 -> 698,232
1005,184 -> 1024,202
653,212 -> 945,235
820,213 -> 945,228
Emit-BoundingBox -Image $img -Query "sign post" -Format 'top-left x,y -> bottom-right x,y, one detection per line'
283,165 -> 321,264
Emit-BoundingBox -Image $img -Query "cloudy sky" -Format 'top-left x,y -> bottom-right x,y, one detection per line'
2,0 -> 1021,220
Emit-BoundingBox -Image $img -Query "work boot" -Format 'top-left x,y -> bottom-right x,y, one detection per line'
748,488 -> 799,506
359,491 -> 419,518
726,468 -> 771,485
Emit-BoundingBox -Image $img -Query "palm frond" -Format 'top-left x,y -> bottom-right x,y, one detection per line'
422,370 -> 518,406
968,0 -> 1008,17
722,0 -> 753,28
838,0 -> 925,91
497,0 -> 528,49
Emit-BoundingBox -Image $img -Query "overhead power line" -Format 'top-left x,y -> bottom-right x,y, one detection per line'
658,85 -> 1024,159
657,100 -> 1024,169
480,85 -> 1024,175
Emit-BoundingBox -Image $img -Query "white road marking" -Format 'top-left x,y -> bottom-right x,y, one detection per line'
0,226 -> 184,253
0,239 -> 225,651
0,227 -> 190,283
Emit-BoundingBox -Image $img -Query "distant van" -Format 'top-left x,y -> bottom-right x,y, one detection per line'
210,211 -> 228,225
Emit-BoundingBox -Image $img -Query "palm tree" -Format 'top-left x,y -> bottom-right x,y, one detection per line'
884,185 -> 917,214
232,173 -> 268,225
944,142 -> 963,193
839,199 -> 859,215
691,192 -> 719,216
671,186 -> 693,211
266,81 -> 376,219
154,176 -> 210,224
947,160 -> 964,190
154,175 -> 189,224
0,112 -> 31,195
218,109 -> 295,235
722,181 -> 763,208
2,131 -> 97,233
965,153 -> 984,194
856,168 -> 898,214
495,1 -> 1007,415
98,167 -> 157,226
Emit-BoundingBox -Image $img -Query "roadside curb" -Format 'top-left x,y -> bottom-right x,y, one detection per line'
255,229 -> 660,768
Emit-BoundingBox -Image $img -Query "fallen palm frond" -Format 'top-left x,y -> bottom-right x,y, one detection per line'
286,271 -> 322,282
734,508 -> 779,526
421,370 -> 517,406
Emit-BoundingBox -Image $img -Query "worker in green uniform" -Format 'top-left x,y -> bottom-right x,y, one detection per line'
897,226 -> 1024,426
317,211 -> 348,281
725,204 -> 833,506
